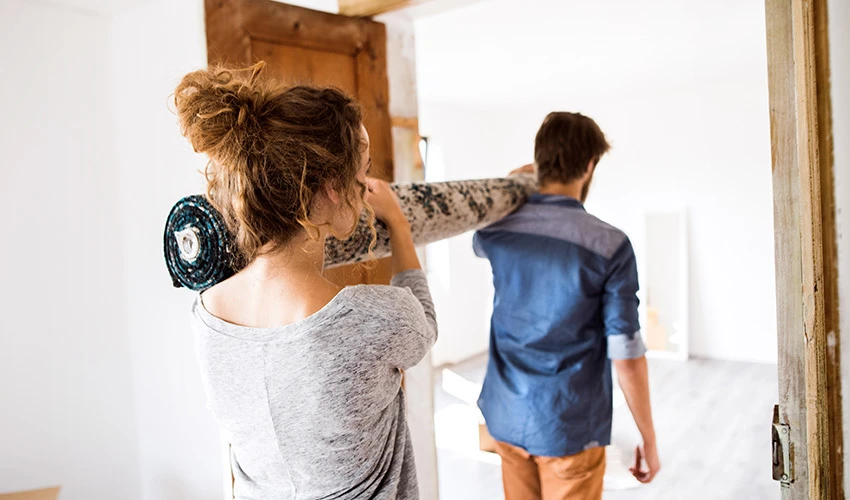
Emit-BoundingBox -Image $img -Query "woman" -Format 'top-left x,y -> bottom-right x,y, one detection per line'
175,63 -> 437,499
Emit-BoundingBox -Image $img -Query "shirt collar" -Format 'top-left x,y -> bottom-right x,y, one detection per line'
528,193 -> 586,211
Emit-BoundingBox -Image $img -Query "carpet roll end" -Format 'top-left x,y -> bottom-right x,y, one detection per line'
164,195 -> 238,292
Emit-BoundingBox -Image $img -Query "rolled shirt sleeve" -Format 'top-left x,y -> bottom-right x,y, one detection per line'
607,330 -> 648,359
603,238 -> 646,360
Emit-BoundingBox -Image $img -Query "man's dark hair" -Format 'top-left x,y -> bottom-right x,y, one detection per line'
534,112 -> 610,185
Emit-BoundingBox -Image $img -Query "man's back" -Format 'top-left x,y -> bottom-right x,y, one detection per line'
474,193 -> 644,457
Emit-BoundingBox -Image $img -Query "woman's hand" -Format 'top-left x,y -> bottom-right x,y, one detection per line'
365,178 -> 408,229
365,178 -> 419,274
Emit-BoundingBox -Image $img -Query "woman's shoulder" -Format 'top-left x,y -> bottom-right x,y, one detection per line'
342,283 -> 421,320
344,283 -> 416,305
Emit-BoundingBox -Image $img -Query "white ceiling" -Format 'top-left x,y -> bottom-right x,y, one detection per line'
29,0 -> 511,19
23,0 -> 152,15
396,0 -> 489,18
413,0 -> 768,106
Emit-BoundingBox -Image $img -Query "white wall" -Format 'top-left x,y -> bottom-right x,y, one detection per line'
828,0 -> 850,491
420,104 -> 534,366
375,11 -> 440,499
416,0 -> 778,365
110,1 -> 224,498
0,0 -> 431,498
0,1 -> 142,498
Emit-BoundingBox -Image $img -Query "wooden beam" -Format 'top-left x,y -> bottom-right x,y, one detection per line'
812,0 -> 843,495
338,0 -> 433,17
792,0 -> 831,494
206,0 -> 375,66
766,0 -> 841,497
765,3 -> 808,489
242,0 -> 371,56
391,117 -> 423,173
391,116 -> 419,130
205,0 -> 253,67
356,20 -> 394,181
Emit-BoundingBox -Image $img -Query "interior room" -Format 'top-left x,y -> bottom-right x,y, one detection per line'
1,0 -> 849,499
413,1 -> 779,498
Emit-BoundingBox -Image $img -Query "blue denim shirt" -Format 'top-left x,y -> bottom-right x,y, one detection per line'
473,194 -> 646,457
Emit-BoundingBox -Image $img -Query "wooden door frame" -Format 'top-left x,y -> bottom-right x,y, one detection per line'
205,0 -> 397,290
204,0 -> 395,182
765,0 -> 841,497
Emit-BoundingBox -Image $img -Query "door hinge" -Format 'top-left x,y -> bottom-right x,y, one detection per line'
772,404 -> 792,487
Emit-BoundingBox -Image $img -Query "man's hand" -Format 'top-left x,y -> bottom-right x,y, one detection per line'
508,163 -> 535,176
613,356 -> 660,484
630,441 -> 661,483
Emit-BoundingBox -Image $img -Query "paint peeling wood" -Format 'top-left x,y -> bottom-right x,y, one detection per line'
766,1 -> 809,496
812,0 -> 843,494
766,0 -> 842,497
792,0 -> 836,496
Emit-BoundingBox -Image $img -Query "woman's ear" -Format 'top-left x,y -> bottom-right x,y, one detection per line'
322,181 -> 342,205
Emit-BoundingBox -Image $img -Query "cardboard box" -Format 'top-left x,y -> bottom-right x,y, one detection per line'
0,487 -> 60,500
478,422 -> 497,453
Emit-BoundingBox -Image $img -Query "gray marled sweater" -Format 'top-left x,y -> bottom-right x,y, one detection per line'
191,269 -> 437,500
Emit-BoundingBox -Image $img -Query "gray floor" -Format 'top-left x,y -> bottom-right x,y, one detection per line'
434,354 -> 779,500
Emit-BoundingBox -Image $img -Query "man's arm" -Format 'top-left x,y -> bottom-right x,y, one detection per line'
613,356 -> 660,483
603,238 -> 660,483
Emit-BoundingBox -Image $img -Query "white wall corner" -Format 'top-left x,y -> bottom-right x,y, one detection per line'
377,12 -> 438,498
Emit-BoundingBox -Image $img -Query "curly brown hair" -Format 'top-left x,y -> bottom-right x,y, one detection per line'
174,62 -> 371,265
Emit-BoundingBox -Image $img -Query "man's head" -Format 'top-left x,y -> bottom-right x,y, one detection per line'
534,112 -> 610,202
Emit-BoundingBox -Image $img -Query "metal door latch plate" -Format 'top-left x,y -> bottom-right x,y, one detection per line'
772,404 -> 792,487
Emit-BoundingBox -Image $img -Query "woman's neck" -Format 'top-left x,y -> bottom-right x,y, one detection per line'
203,233 -> 342,329
254,236 -> 321,272
246,234 -> 331,287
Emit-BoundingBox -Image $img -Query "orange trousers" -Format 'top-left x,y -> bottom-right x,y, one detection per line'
494,441 -> 606,500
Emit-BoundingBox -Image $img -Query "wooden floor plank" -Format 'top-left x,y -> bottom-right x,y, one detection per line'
435,356 -> 779,499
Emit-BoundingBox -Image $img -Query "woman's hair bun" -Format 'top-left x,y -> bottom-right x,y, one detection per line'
174,62 -> 268,164
172,62 -> 370,265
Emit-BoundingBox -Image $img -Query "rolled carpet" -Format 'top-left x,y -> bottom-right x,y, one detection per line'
164,195 -> 237,291
164,174 -> 536,291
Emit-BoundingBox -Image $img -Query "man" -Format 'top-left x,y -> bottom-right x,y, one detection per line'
473,112 -> 660,499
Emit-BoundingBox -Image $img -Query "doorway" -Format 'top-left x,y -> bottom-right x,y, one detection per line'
406,0 -> 799,498
202,0 -> 841,498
